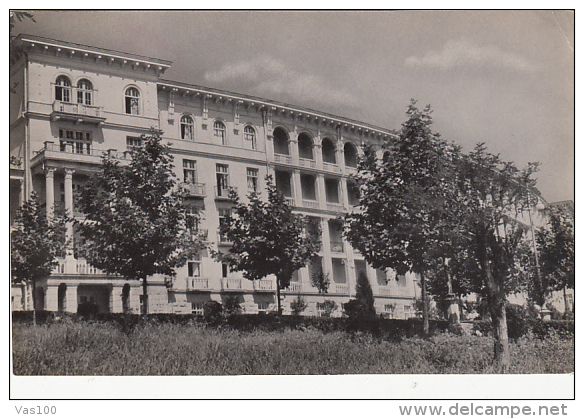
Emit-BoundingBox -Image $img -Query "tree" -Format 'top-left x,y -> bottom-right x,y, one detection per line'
10,10 -> 35,33
354,272 -> 376,317
77,132 -> 204,314
536,205 -> 574,315
11,192 -> 66,322
215,176 -> 321,315
344,101 -> 456,335
310,268 -> 330,295
448,143 -> 539,369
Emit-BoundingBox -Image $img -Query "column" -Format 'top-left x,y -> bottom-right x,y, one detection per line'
45,167 -> 56,219
321,218 -> 333,281
337,139 -> 346,172
45,285 -> 59,312
64,168 -> 75,257
292,170 -> 302,206
314,138 -> 323,168
340,177 -> 349,210
289,128 -> 299,165
316,174 -> 326,209
65,285 -> 78,314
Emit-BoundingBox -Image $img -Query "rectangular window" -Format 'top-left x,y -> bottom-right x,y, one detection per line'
222,263 -> 229,278
247,168 -> 259,192
216,164 -> 229,195
187,259 -> 201,277
192,302 -> 204,315
258,302 -> 270,313
183,159 -> 197,184
126,136 -> 143,151
59,129 -> 91,154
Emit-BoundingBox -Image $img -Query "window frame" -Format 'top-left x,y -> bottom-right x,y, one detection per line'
244,125 -> 257,150
247,167 -> 259,193
213,120 -> 227,145
124,86 -> 140,115
76,78 -> 93,106
180,115 -> 195,140
55,75 -> 72,103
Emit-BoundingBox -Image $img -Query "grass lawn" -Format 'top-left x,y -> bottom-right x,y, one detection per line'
12,320 -> 574,375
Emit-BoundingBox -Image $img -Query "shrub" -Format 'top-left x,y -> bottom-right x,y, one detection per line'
222,295 -> 242,316
318,300 -> 338,318
203,301 -> 222,324
310,270 -> 330,294
290,295 -> 307,316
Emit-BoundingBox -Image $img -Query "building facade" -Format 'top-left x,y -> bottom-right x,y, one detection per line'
10,34 -> 422,317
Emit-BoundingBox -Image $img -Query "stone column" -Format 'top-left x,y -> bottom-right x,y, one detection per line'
314,139 -> 323,169
45,285 -> 59,312
45,167 -> 56,219
65,285 -> 78,314
292,170 -> 303,205
337,139 -> 346,172
64,168 -> 75,257
316,174 -> 326,209
320,218 -> 333,281
340,177 -> 349,210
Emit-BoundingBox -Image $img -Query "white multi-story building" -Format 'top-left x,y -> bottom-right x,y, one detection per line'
9,34 -> 422,317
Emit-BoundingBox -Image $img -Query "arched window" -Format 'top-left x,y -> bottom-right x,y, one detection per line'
344,142 -> 358,168
180,115 -> 194,140
298,133 -> 314,160
213,120 -> 226,145
125,87 -> 140,115
77,79 -> 93,105
55,75 -> 72,102
321,138 -> 336,164
244,125 -> 256,150
273,127 -> 290,155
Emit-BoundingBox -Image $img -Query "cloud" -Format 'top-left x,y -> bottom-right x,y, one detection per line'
204,55 -> 359,109
404,39 -> 537,73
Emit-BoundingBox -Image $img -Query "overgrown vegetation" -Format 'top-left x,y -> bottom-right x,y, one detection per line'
12,318 -> 573,375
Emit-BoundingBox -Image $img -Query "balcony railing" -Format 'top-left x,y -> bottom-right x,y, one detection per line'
180,182 -> 206,198
186,277 -> 210,291
274,153 -> 293,164
40,142 -> 131,160
53,100 -> 103,118
285,283 -> 302,293
301,199 -> 319,209
323,162 -> 340,173
326,202 -> 346,212
215,185 -> 237,200
330,241 -> 344,253
333,283 -> 350,294
221,278 -> 243,291
253,279 -> 275,292
52,257 -> 106,275
298,158 -> 317,168
345,165 -> 358,176
284,197 -> 295,207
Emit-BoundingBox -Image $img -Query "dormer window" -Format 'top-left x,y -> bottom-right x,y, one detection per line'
55,76 -> 72,103
77,79 -> 93,106
125,87 -> 140,115
181,115 -> 194,140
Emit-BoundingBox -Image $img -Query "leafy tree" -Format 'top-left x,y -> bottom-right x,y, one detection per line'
536,205 -> 574,315
222,294 -> 242,316
448,143 -> 539,369
11,192 -> 66,322
215,177 -> 321,315
310,268 -> 330,295
354,272 -> 375,317
290,295 -> 308,316
344,101 -> 456,335
10,10 -> 35,33
77,132 -> 204,314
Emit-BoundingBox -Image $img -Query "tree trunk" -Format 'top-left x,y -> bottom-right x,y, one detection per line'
563,286 -> 569,318
31,280 -> 37,326
420,271 -> 429,336
491,300 -> 510,371
276,276 -> 282,316
142,277 -> 148,315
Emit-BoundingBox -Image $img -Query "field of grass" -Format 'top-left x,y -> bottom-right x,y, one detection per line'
12,320 -> 574,375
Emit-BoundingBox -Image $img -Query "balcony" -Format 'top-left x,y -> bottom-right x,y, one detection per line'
298,158 -> 317,169
215,185 -> 237,200
284,197 -> 295,207
323,162 -> 340,173
326,202 -> 346,212
221,278 -> 243,291
274,153 -> 293,165
285,283 -> 302,293
301,199 -> 319,210
217,229 -> 232,245
330,241 -> 344,253
52,257 -> 107,276
253,279 -> 275,292
180,182 -> 206,198
51,100 -> 105,125
34,142 -> 131,167
186,277 -> 211,292
333,283 -> 350,294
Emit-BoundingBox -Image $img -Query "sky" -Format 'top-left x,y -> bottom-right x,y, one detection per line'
11,10 -> 575,202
